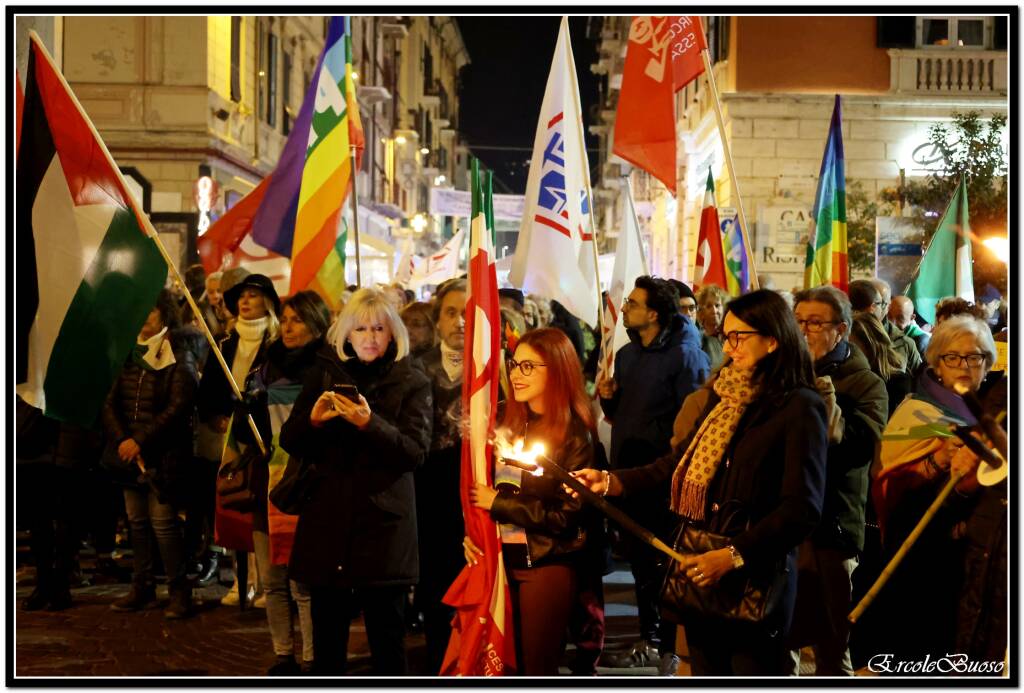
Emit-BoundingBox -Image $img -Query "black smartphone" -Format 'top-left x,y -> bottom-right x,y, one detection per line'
331,383 -> 360,401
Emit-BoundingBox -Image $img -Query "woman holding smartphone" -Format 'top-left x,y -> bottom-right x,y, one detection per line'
280,288 -> 432,675
463,328 -> 600,675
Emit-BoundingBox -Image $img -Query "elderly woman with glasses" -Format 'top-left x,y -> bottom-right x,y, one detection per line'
870,314 -> 1003,668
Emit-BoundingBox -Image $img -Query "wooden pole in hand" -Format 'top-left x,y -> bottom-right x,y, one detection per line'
699,48 -> 759,290
848,469 -> 967,623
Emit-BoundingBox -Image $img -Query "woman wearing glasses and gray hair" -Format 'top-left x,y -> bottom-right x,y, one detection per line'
870,314 -> 1003,668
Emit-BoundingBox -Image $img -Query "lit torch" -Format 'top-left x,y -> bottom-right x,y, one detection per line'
497,437 -> 688,565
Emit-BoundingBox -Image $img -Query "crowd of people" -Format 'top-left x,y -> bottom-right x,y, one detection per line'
16,260 -> 1007,677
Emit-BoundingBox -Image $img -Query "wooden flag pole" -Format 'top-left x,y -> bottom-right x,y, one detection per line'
26,32 -> 268,456
849,469 -> 967,623
564,18 -> 606,336
699,48 -> 759,290
350,144 -> 363,288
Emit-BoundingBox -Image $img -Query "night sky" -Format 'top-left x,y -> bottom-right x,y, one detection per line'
455,15 -> 601,194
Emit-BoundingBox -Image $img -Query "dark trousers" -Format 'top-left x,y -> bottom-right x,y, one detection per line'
183,456 -> 218,563
568,565 -> 606,674
685,616 -> 788,675
509,563 -> 577,676
22,463 -> 79,598
310,584 -> 408,675
620,498 -> 677,653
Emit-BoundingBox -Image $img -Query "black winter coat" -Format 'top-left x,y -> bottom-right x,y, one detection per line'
101,343 -> 198,500
813,341 -> 888,553
197,330 -> 273,444
615,385 -> 827,633
489,416 -> 598,568
280,342 -> 433,588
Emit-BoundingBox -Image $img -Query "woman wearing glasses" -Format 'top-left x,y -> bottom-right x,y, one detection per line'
573,289 -> 828,675
871,314 -> 1003,667
463,328 -> 600,675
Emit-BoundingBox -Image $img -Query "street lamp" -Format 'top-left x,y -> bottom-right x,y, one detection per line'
983,237 -> 1009,265
411,213 -> 427,234
420,147 -> 430,155
395,135 -> 407,145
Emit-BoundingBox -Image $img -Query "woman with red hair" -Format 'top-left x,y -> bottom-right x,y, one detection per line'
465,328 -> 599,675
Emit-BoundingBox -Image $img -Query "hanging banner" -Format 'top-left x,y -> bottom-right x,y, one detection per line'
430,187 -> 525,221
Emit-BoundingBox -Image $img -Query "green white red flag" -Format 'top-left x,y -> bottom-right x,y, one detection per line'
441,159 -> 515,675
694,169 -> 729,291
17,33 -> 167,426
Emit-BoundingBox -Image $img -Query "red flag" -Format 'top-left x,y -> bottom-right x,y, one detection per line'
196,175 -> 271,274
694,169 -> 729,290
16,71 -> 25,156
441,162 -> 515,676
669,16 -> 707,91
613,16 -> 677,194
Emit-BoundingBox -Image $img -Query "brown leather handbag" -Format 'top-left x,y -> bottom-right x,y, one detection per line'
217,444 -> 269,513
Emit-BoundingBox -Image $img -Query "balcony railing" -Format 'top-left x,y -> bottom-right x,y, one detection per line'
888,49 -> 1007,95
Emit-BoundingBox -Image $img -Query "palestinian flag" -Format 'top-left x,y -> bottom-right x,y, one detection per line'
16,33 -> 167,426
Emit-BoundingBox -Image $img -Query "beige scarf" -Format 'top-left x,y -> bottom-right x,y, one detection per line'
670,366 -> 759,520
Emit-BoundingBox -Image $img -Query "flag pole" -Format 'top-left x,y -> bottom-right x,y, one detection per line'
564,18 -> 605,335
26,32 -> 268,456
350,144 -> 363,288
623,176 -> 651,275
699,48 -> 759,290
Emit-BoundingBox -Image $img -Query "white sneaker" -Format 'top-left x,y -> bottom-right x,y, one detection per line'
658,653 -> 681,676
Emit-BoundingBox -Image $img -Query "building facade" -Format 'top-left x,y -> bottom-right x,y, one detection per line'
590,14 -> 1009,291
16,14 -> 469,286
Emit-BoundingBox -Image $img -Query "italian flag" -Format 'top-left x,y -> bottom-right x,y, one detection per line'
693,169 -> 728,291
906,177 -> 975,325
441,159 -> 515,675
16,33 -> 167,426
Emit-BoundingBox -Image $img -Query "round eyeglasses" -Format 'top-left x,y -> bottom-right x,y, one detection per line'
723,330 -> 762,349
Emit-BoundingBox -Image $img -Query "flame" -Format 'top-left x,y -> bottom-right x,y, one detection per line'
496,437 -> 546,476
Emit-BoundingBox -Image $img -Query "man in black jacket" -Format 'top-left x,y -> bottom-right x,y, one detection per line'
790,287 -> 888,675
597,276 -> 709,670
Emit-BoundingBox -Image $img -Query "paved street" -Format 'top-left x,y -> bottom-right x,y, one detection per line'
14,546 -> 667,679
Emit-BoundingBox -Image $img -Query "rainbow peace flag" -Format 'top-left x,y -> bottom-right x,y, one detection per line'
721,210 -> 751,296
293,16 -> 364,304
803,94 -> 848,292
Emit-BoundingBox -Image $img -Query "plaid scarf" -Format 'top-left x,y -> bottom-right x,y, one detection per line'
671,366 -> 758,520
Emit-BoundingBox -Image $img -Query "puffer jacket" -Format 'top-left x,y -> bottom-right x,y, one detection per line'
489,416 -> 597,567
280,341 -> 432,589
101,340 -> 198,500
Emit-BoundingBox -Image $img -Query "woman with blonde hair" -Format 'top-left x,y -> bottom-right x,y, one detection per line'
280,287 -> 432,675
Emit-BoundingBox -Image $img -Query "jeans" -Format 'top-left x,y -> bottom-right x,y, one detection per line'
252,530 -> 313,663
310,584 -> 408,675
123,486 -> 185,588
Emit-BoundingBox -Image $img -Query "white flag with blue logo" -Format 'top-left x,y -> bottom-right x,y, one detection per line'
508,16 -> 599,327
